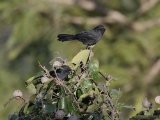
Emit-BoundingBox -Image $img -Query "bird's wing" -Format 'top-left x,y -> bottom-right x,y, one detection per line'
75,30 -> 96,40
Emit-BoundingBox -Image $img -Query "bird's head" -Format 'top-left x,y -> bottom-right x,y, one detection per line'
61,65 -> 72,72
93,25 -> 106,35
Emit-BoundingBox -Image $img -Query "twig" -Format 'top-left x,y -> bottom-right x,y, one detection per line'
98,71 -> 109,81
86,49 -> 93,64
38,61 -> 50,77
98,71 -> 113,81
105,89 -> 120,119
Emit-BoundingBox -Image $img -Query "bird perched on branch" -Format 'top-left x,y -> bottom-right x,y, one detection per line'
57,25 -> 106,48
30,65 -> 72,85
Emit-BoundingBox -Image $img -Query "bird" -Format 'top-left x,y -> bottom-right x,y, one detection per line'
31,65 -> 72,85
57,25 -> 106,47
49,65 -> 72,80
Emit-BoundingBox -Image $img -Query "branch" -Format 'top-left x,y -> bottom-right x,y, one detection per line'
70,16 -> 160,32
70,11 -> 129,26
75,0 -> 96,11
48,0 -> 74,5
137,0 -> 160,16
98,71 -> 113,81
143,59 -> 160,85
130,17 -> 160,32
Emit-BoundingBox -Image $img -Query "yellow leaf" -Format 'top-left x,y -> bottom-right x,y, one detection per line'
70,50 -> 93,70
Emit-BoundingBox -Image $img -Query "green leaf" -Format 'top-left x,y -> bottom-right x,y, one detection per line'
25,71 -> 43,86
58,96 -> 75,113
23,103 -> 30,114
116,103 -> 135,111
76,89 -> 83,98
89,60 -> 99,80
80,79 -> 93,93
86,103 -> 99,112
43,102 -> 57,113
26,83 -> 36,94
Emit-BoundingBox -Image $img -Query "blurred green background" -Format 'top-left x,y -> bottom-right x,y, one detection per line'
0,0 -> 160,119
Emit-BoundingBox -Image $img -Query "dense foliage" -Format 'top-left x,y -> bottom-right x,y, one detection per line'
6,43 -> 160,120
8,49 -> 129,120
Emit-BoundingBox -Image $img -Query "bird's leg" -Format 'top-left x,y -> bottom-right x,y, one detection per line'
86,49 -> 92,64
86,45 -> 90,49
86,45 -> 95,50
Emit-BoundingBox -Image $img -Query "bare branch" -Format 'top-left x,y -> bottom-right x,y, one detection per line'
71,16 -> 160,32
137,0 -> 160,16
75,0 -> 96,11
144,59 -> 160,85
131,17 -> 160,32
71,10 -> 129,26
48,0 -> 74,5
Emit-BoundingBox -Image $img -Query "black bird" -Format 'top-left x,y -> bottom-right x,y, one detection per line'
49,65 -> 72,80
57,25 -> 106,47
31,65 -> 72,84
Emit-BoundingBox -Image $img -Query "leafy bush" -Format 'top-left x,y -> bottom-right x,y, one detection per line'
7,48 -> 135,120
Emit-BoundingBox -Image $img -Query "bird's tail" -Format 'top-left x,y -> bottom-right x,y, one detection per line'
57,34 -> 75,42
